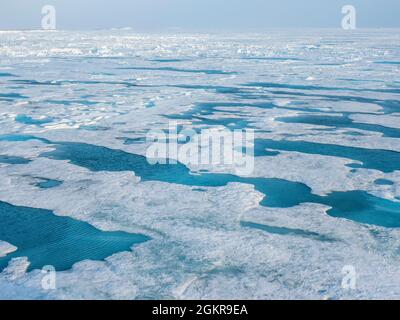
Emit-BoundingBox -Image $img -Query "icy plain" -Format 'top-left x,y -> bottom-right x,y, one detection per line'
0,29 -> 400,299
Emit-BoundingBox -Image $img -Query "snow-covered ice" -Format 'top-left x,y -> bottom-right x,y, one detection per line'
0,29 -> 400,299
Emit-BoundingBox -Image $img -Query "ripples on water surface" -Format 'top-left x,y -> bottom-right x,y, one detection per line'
0,29 -> 399,299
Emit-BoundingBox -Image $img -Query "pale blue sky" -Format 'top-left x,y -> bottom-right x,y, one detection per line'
0,0 -> 399,31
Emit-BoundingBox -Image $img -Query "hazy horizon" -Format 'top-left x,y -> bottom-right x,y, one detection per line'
0,0 -> 399,31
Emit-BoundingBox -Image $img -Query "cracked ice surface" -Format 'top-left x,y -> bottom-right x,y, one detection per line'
0,29 -> 400,299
